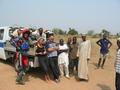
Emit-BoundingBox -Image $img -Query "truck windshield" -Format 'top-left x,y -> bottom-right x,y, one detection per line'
0,29 -> 4,40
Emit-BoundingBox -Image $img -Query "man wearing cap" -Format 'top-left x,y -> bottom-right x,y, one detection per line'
96,34 -> 112,69
77,34 -> 91,81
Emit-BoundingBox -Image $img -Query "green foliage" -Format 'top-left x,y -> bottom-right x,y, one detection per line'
68,28 -> 78,35
87,30 -> 94,36
92,33 -> 101,38
52,28 -> 66,35
101,29 -> 110,36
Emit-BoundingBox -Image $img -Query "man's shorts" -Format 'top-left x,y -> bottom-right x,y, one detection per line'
100,53 -> 109,60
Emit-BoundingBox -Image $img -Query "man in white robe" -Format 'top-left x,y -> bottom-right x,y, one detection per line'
58,39 -> 70,79
77,34 -> 91,81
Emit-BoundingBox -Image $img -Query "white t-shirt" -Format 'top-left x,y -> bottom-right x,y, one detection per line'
59,44 -> 68,50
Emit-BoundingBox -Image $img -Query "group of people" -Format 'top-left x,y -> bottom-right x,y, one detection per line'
10,27 -> 120,90
39,32 -> 93,81
35,33 -> 92,83
11,28 -> 92,84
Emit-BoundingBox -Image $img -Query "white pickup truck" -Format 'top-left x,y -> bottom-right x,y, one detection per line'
0,26 -> 39,70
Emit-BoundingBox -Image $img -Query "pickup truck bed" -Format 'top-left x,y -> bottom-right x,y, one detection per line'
4,46 -> 36,56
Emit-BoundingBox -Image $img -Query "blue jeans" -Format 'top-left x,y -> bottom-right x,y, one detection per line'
48,57 -> 60,80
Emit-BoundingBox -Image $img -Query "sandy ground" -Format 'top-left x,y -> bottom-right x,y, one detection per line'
0,38 -> 116,90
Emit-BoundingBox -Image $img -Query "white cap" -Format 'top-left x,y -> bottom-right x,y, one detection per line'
81,33 -> 87,36
117,38 -> 120,41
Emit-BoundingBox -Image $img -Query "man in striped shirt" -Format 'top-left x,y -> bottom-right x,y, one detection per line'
115,38 -> 120,90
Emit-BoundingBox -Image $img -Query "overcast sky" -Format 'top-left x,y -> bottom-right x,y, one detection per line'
0,0 -> 120,34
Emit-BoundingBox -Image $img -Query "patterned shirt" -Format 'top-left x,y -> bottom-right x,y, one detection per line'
115,49 -> 120,74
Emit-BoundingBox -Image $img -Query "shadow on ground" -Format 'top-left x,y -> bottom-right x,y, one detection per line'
0,59 -> 48,82
92,62 -> 98,67
97,83 -> 112,90
26,68 -> 46,82
0,58 -> 14,67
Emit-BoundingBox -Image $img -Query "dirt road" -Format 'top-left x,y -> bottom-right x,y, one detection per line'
0,38 -> 116,90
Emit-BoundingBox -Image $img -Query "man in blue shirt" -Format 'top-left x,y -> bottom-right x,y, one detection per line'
46,35 -> 60,83
96,34 -> 112,69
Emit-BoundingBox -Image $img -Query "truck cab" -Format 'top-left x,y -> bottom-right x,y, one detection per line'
0,26 -> 13,60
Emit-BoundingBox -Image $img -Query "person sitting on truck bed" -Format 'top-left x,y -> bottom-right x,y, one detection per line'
35,38 -> 52,83
32,28 -> 47,41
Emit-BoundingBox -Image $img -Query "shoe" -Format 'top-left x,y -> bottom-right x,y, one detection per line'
16,76 -> 25,85
101,67 -> 104,69
97,66 -> 100,69
19,80 -> 25,85
69,73 -> 74,77
79,78 -> 88,82
16,79 -> 25,85
55,79 -> 60,83
16,76 -> 21,83
65,75 -> 70,79
60,74 -> 64,78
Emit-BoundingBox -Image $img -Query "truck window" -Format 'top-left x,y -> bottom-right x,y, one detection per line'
0,29 -> 4,40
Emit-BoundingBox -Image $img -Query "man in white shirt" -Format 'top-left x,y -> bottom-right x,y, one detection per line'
58,39 -> 70,79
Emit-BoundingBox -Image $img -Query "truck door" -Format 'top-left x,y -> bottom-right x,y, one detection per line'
0,28 -> 6,59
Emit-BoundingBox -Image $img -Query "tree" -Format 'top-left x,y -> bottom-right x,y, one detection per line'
52,28 -> 66,35
52,28 -> 60,35
87,30 -> 94,36
101,29 -> 110,36
68,28 -> 78,35
59,29 -> 65,35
